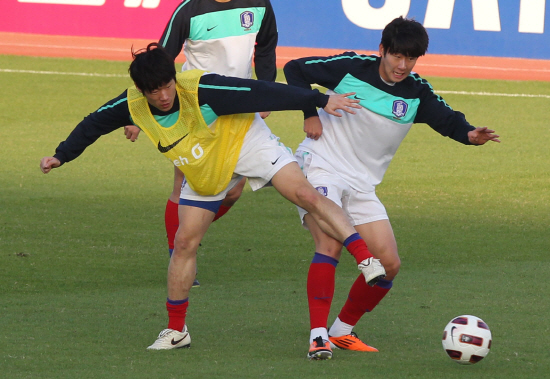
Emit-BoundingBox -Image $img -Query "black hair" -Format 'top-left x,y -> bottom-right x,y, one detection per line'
128,42 -> 177,93
380,16 -> 429,58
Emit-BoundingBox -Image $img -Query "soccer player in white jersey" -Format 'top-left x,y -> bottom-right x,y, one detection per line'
124,0 -> 278,286
283,17 -> 500,360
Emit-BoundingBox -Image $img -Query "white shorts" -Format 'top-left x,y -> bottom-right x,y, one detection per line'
295,149 -> 388,227
180,114 -> 296,202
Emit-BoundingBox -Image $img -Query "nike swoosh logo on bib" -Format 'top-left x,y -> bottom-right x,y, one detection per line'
158,133 -> 189,153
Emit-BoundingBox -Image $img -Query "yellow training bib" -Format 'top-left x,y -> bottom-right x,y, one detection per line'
127,70 -> 254,195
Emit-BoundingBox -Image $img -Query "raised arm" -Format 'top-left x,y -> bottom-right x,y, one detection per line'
197,74 -> 358,117
414,76 -> 486,145
284,52 -> 360,119
41,92 -> 131,172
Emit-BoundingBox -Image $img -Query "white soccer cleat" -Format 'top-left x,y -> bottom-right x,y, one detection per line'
358,257 -> 386,286
147,326 -> 191,350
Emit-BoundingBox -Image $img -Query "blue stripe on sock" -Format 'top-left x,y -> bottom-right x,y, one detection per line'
167,297 -> 188,306
376,278 -> 393,289
169,248 -> 173,257
343,232 -> 361,247
312,252 -> 339,267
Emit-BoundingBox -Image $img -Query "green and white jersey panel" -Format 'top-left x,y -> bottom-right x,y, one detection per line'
183,7 -> 265,79
334,74 -> 420,125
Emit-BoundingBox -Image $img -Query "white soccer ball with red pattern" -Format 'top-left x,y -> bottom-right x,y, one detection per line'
442,315 -> 492,364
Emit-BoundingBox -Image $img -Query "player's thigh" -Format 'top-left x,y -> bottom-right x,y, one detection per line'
270,162 -> 319,207
223,177 -> 246,206
175,203 -> 217,251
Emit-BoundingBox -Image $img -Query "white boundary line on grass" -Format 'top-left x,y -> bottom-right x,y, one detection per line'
416,63 -> 550,74
436,90 -> 550,98
0,68 -> 127,77
2,68 -> 550,98
0,42 -> 129,53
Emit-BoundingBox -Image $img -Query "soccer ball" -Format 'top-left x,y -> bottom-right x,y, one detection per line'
442,315 -> 492,364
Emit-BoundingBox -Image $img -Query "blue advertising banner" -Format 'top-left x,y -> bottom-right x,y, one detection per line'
272,0 -> 549,59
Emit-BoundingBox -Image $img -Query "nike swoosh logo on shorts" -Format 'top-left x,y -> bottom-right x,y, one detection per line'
271,156 -> 281,165
207,26 -> 218,31
158,133 -> 189,153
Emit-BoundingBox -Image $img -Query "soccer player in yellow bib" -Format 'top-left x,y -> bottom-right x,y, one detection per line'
123,1 -> 280,288
40,43 -> 386,355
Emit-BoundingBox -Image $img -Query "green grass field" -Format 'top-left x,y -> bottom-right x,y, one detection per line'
1,54 -> 549,378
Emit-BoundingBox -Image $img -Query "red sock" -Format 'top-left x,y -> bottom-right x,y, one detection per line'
307,253 -> 338,329
165,200 -> 179,250
167,298 -> 188,332
212,204 -> 231,222
338,276 -> 393,326
343,233 -> 374,265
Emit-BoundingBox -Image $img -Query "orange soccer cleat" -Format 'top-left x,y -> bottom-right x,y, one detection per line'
329,332 -> 378,352
308,336 -> 333,360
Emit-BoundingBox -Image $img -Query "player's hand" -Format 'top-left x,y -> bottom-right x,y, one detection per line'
304,116 -> 323,140
323,92 -> 361,117
124,125 -> 141,142
40,157 -> 61,174
259,111 -> 271,119
468,127 -> 500,145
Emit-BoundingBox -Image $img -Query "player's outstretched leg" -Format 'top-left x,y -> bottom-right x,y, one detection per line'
358,256 -> 386,286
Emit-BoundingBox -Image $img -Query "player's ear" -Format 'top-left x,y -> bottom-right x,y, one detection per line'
134,83 -> 143,94
378,44 -> 385,57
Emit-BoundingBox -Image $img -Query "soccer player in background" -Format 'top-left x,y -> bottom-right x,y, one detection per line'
124,0 -> 278,288
40,43 -> 386,352
283,17 -> 500,360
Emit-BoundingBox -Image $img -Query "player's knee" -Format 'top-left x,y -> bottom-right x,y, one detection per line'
294,185 -> 323,211
173,235 -> 200,256
383,255 -> 401,280
317,246 -> 342,260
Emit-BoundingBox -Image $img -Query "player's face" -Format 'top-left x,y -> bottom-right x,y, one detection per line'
378,46 -> 418,84
143,79 -> 177,112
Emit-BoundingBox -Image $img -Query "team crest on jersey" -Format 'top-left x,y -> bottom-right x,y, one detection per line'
315,186 -> 328,196
240,11 -> 254,29
392,100 -> 408,119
